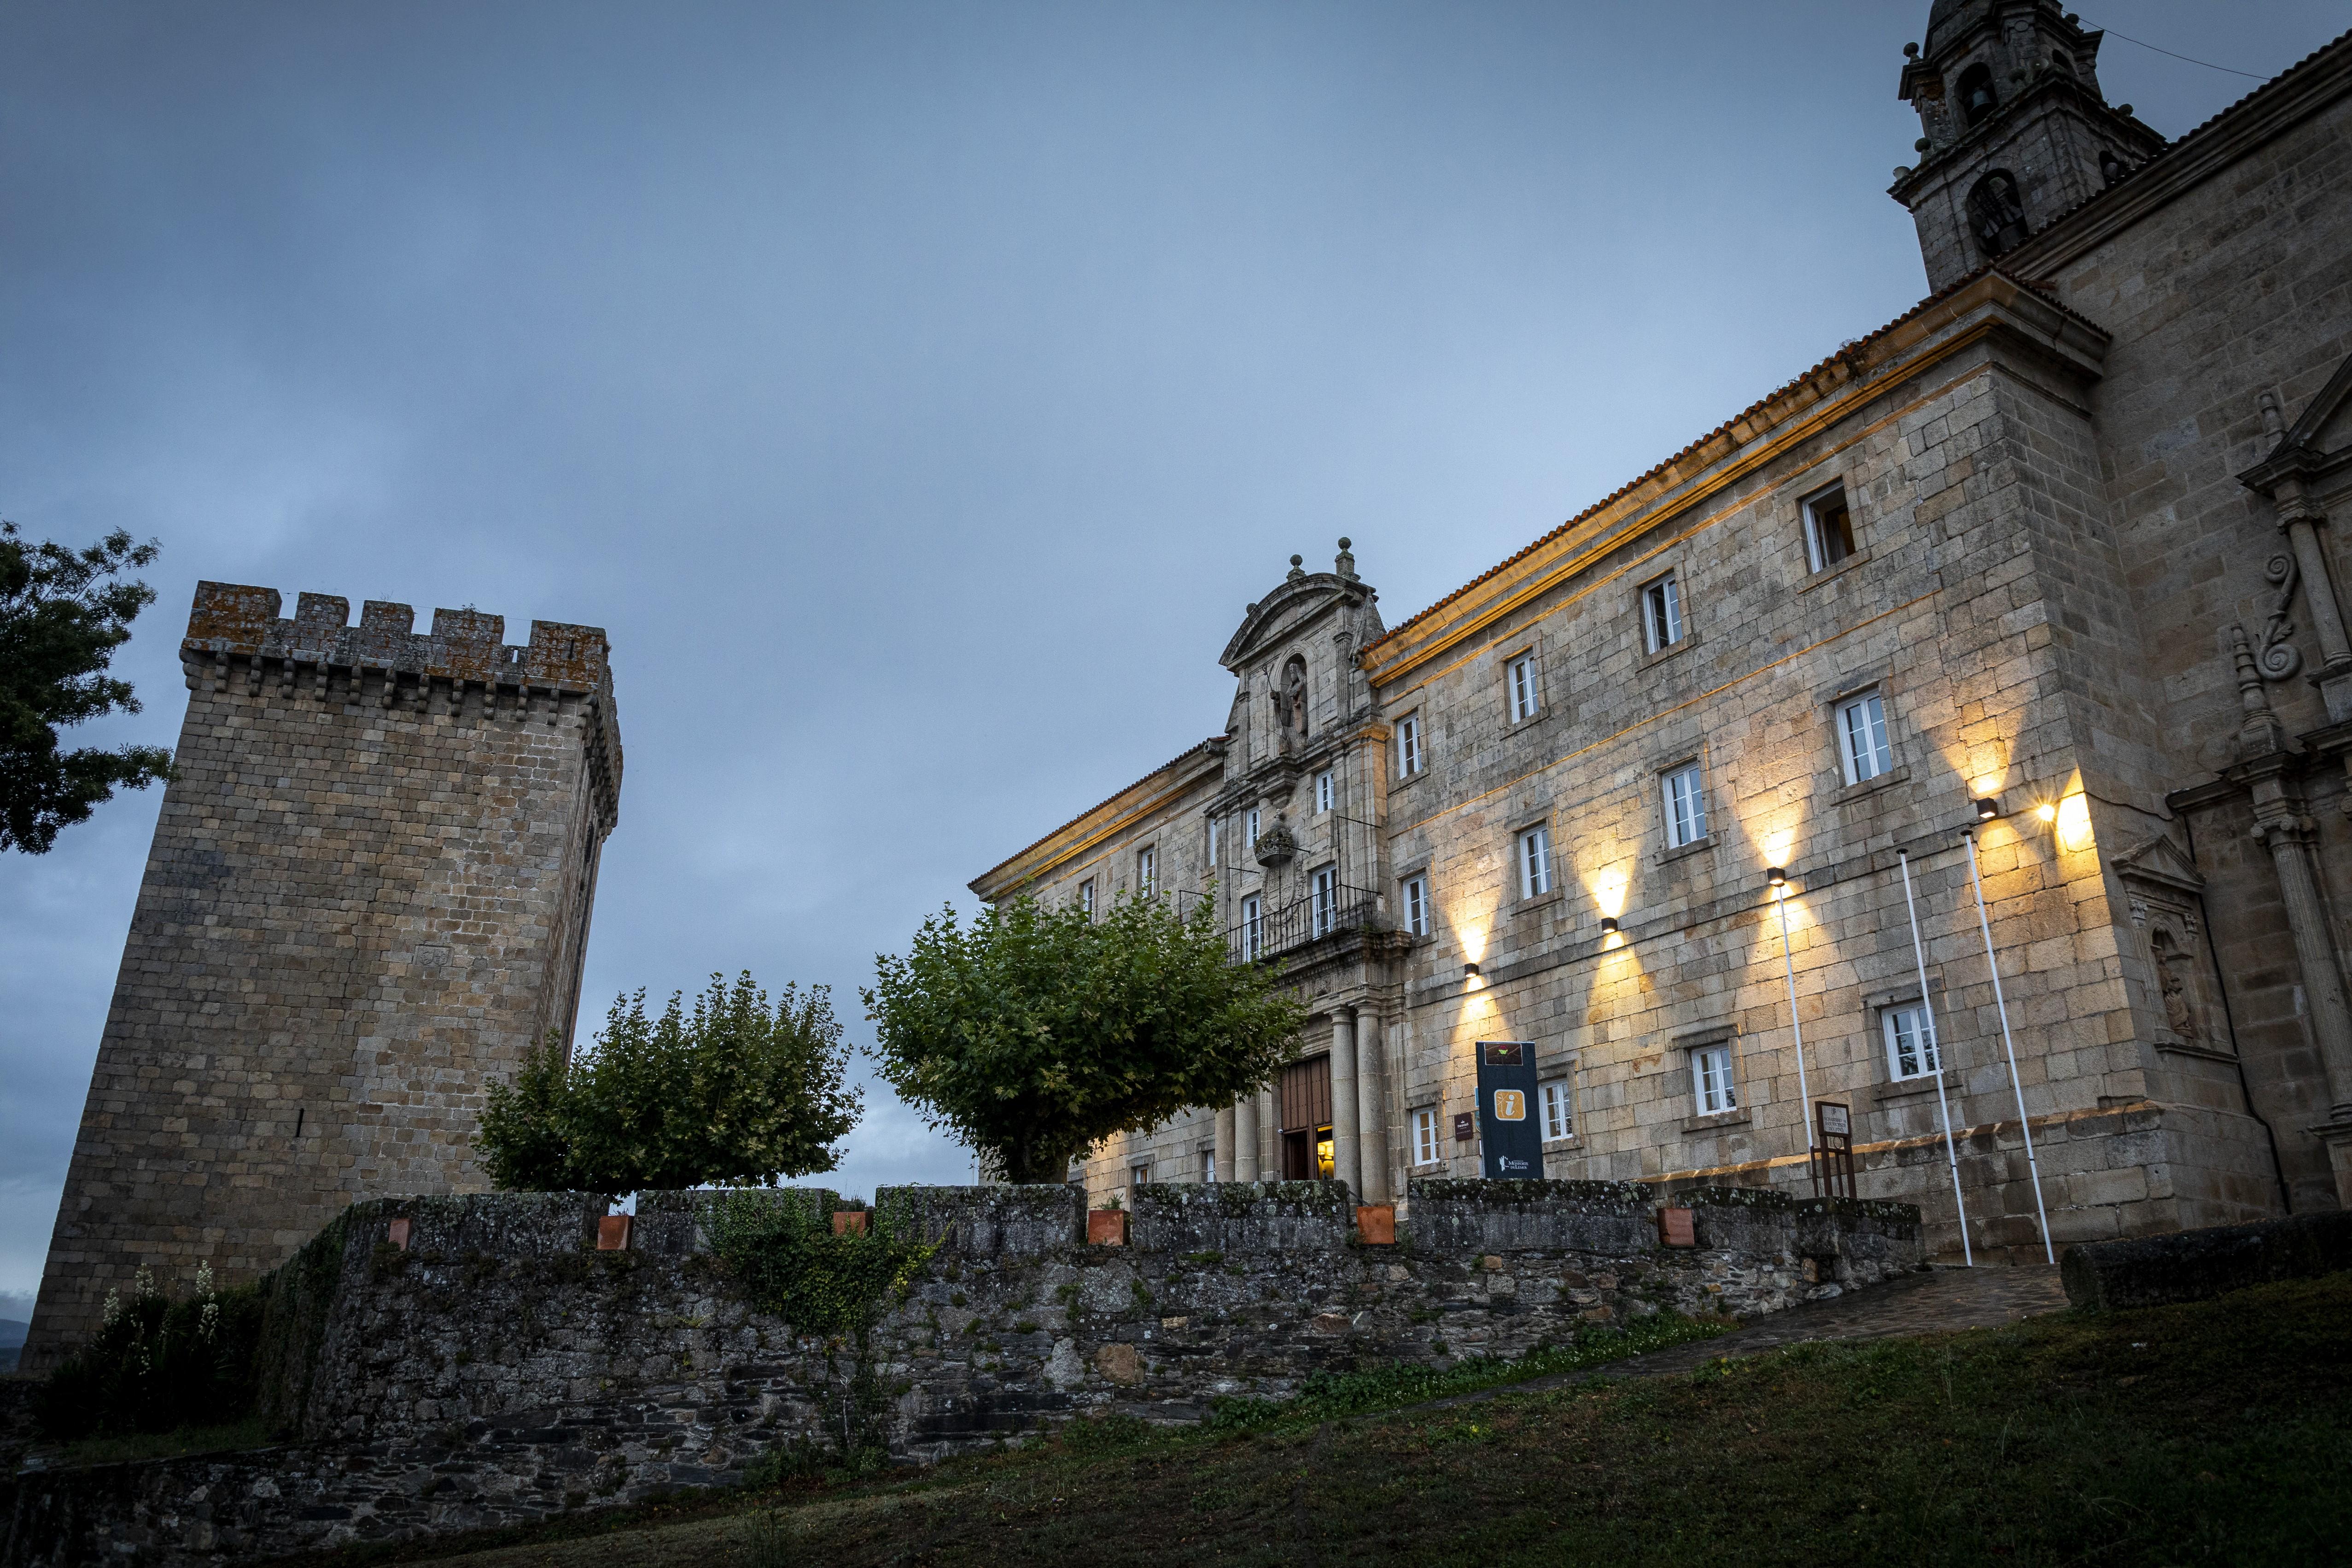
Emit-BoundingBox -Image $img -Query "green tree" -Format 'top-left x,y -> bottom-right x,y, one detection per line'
865,892 -> 1305,1184
0,520 -> 174,854
476,972 -> 861,1193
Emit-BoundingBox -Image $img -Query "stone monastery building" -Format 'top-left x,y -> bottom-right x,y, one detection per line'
973,2 -> 2352,1261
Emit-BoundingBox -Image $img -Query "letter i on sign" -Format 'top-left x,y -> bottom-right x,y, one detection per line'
1494,1090 -> 1525,1121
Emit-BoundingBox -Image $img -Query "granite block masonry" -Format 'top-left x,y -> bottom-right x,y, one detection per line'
4,1181 -> 1920,1568
22,583 -> 623,1370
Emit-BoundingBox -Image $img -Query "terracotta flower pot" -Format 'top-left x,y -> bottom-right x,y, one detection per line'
386,1217 -> 412,1251
1356,1204 -> 1397,1245
832,1210 -> 869,1236
1087,1209 -> 1129,1246
597,1213 -> 633,1251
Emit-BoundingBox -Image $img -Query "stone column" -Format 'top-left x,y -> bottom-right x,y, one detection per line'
1213,1106 -> 1235,1184
2254,808 -> 2352,1119
1233,1093 -> 1259,1183
1259,1085 -> 1280,1178
1330,1008 -> 1361,1198
1355,1008 -> 1388,1204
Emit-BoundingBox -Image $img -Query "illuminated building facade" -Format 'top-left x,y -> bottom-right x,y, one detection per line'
971,6 -> 2352,1258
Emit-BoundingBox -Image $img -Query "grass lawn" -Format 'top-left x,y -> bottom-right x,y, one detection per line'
387,1272 -> 2351,1568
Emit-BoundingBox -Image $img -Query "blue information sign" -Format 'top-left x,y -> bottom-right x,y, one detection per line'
1474,1040 -> 1543,1180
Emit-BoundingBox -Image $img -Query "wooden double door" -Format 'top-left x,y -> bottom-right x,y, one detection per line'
1278,1053 -> 1333,1181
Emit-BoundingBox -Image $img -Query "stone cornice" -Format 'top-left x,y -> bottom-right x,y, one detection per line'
968,738 -> 1227,901
1360,273 -> 2109,689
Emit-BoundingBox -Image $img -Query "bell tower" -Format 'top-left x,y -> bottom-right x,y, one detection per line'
1888,0 -> 2166,290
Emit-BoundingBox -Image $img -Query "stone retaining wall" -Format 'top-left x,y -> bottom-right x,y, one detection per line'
6,1181 -> 1919,1568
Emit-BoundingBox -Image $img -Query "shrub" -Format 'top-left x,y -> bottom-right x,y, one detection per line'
34,1264 -> 265,1440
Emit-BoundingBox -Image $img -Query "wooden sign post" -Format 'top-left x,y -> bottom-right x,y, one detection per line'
1811,1101 -> 1856,1201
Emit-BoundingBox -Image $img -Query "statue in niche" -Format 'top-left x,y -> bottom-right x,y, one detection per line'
1278,655 -> 1309,755
2151,928 -> 2203,1046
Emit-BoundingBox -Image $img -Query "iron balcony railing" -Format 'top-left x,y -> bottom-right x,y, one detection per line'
1228,882 -> 1382,963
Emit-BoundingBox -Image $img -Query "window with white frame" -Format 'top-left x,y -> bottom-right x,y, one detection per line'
1803,483 -> 1856,572
1507,652 -> 1540,722
1240,894 -> 1263,961
1641,571 -> 1684,652
1882,1002 -> 1941,1080
1207,816 -> 1221,868
1312,865 -> 1338,935
1245,807 -> 1262,848
1398,713 -> 1423,776
1691,1041 -> 1738,1115
1838,691 -> 1894,784
1401,874 -> 1430,938
1129,1162 -> 1150,1190
1202,1146 -> 1217,1184
1079,879 -> 1096,919
1315,769 -> 1335,814
1137,845 -> 1157,897
1539,1077 -> 1573,1141
1518,823 -> 1553,898
1662,763 -> 1707,848
1412,1106 -> 1441,1166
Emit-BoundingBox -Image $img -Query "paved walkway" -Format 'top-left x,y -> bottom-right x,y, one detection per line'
1417,1264 -> 2069,1414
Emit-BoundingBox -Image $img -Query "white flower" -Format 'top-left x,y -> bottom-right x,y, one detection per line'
101,1288 -> 122,1327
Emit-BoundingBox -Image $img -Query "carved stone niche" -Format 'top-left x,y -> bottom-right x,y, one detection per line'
2113,833 -> 2235,1061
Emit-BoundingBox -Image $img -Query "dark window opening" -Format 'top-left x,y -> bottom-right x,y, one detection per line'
1957,64 -> 1998,126
1967,169 -> 2029,257
2050,50 -> 2074,76
1804,485 -> 1855,571
293,1107 -> 305,1139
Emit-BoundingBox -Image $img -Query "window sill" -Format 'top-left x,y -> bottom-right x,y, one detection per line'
1833,765 -> 1911,805
1799,548 -> 1872,592
1504,707 -> 1552,735
1867,1070 -> 1959,1109
1392,766 -> 1429,795
1512,887 -> 1567,918
1639,636 -> 1696,672
1680,1108 -> 1751,1135
1541,1135 -> 1582,1152
1658,834 -> 1714,866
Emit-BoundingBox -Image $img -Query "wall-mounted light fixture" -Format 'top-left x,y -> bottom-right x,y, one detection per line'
1599,916 -> 1619,935
1976,797 -> 2000,822
1765,867 -> 1788,894
1462,962 -> 1482,978
2035,801 -> 2058,823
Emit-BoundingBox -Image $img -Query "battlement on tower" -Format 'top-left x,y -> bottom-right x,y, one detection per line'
184,581 -> 613,693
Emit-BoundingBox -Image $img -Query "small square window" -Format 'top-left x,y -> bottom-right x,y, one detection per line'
1507,652 -> 1540,722
1239,894 -> 1263,961
1838,692 -> 1894,784
1129,1162 -> 1150,1190
1315,769 -> 1335,814
1642,572 -> 1683,653
1401,874 -> 1429,937
1539,1077 -> 1573,1141
1662,764 -> 1707,848
1079,879 -> 1096,919
1137,845 -> 1157,897
1398,713 -> 1424,776
1691,1042 -> 1737,1115
1411,1106 -> 1441,1166
1883,1003 -> 1942,1080
1311,865 -> 1338,935
1803,483 -> 1856,572
1518,824 -> 1553,898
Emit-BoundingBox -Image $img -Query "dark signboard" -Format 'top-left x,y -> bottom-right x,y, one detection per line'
1475,1040 -> 1543,1180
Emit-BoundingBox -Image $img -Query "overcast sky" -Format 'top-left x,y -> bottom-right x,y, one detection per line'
2,1 -> 2342,1311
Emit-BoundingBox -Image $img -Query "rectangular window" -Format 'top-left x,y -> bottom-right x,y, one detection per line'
1539,1078 -> 1573,1141
1838,692 -> 1893,784
1202,1146 -> 1217,1184
1662,763 -> 1707,848
1129,1162 -> 1150,1190
1315,769 -> 1335,814
1642,571 -> 1683,652
1803,483 -> 1856,572
1518,824 -> 1553,898
1207,816 -> 1221,868
1137,845 -> 1156,897
1079,879 -> 1096,919
1312,865 -> 1338,936
1240,894 -> 1263,961
1401,874 -> 1429,938
1883,1003 -> 1941,1080
1398,713 -> 1423,776
1508,652 -> 1540,722
1691,1042 -> 1738,1115
1412,1106 -> 1440,1166
1246,807 -> 1261,847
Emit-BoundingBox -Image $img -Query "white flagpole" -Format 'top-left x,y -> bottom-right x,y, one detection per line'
1898,849 -> 1973,1266
1776,885 -> 1815,1151
1963,826 -> 2054,1263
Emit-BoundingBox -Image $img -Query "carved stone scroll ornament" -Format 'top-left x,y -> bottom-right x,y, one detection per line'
2256,552 -> 2303,679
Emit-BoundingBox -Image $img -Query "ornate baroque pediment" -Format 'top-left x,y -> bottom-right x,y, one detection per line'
2240,351 -> 2352,498
2111,830 -> 2205,900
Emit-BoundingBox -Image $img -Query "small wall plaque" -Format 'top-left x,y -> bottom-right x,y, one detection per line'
1453,1112 -> 1476,1142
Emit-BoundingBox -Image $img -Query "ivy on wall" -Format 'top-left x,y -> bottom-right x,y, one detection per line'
697,1188 -> 936,1340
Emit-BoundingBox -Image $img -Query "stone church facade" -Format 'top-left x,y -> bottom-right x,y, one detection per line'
973,3 -> 2352,1261
23,583 -> 621,1365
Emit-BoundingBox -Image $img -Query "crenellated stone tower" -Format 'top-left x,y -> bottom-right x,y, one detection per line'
23,582 -> 622,1366
1889,0 -> 2166,290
